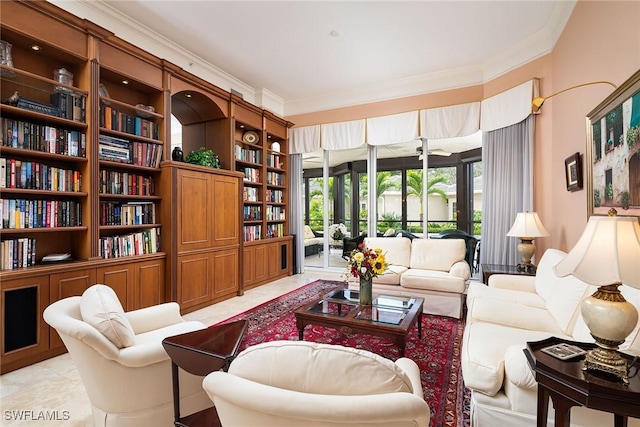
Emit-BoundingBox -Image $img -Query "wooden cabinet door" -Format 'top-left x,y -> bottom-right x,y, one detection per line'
134,258 -> 164,309
0,275 -> 50,372
176,169 -> 214,252
97,264 -> 134,311
49,269 -> 96,349
254,244 -> 268,284
212,175 -> 239,247
176,253 -> 213,310
243,246 -> 255,287
212,248 -> 239,299
267,242 -> 280,279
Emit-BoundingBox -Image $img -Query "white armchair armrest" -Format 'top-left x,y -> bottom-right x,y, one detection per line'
394,357 -> 424,398
125,302 -> 185,335
488,274 -> 536,292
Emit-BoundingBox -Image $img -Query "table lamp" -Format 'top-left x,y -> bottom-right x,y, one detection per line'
554,209 -> 640,383
506,211 -> 549,273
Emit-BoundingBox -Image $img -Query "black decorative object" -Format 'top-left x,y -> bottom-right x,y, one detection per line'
172,146 -> 184,162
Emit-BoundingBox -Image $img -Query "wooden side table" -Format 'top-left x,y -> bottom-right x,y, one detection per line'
162,320 -> 248,427
524,337 -> 640,427
481,263 -> 535,284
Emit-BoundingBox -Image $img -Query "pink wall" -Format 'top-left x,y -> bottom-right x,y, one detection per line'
286,0 -> 640,259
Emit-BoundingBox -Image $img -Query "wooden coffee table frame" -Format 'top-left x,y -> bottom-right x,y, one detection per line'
294,287 -> 423,357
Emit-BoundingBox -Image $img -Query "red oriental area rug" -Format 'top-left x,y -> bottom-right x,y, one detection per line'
217,279 -> 471,427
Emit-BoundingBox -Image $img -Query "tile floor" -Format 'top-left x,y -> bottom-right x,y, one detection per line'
0,269 -> 342,427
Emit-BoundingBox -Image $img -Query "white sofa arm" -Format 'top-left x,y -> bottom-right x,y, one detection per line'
504,345 -> 537,389
125,302 -> 185,335
488,274 -> 536,292
394,357 -> 424,398
450,260 -> 471,280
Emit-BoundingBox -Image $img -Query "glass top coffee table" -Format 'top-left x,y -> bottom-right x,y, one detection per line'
294,286 -> 423,357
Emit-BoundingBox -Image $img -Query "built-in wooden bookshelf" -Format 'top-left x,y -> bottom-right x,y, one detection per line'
0,0 -> 292,373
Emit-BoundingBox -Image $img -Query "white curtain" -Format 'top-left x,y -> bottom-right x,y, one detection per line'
321,119 -> 365,150
289,153 -> 304,273
480,115 -> 535,266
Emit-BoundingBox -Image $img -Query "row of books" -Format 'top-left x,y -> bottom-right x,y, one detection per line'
100,201 -> 156,226
99,169 -> 155,196
266,171 -> 284,186
1,118 -> 86,157
243,225 -> 262,242
98,134 -> 163,168
50,92 -> 86,122
266,153 -> 283,168
240,167 -> 260,183
234,145 -> 261,163
265,189 -> 284,203
243,205 -> 261,221
0,238 -> 36,271
0,158 -> 82,192
265,206 -> 285,221
99,105 -> 160,140
266,223 -> 285,238
1,199 -> 82,229
99,227 -> 160,259
243,187 -> 259,202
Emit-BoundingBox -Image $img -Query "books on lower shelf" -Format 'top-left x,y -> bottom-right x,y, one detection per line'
0,237 -> 36,270
1,199 -> 82,229
1,158 -> 82,191
100,201 -> 156,226
99,227 -> 160,259
244,225 -> 261,242
98,134 -> 163,168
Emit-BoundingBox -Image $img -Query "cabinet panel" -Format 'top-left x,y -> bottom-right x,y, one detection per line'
49,269 -> 96,349
267,242 -> 280,279
0,276 -> 50,367
96,264 -> 133,310
254,245 -> 268,284
212,249 -> 239,298
242,246 -> 255,287
176,253 -> 212,309
177,170 -> 213,251
213,176 -> 240,246
135,258 -> 164,309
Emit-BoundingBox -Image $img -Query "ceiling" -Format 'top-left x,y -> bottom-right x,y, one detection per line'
62,1 -> 576,116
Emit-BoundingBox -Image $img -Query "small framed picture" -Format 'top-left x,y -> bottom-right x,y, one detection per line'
541,342 -> 586,360
564,152 -> 583,192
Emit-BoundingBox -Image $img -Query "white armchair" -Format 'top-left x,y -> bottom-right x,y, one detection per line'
203,340 -> 430,427
42,284 -> 212,427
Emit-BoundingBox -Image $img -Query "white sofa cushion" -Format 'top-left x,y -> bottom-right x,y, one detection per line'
229,341 -> 413,395
466,281 -> 546,309
467,296 -> 564,334
80,284 -> 135,348
303,225 -> 316,240
535,249 -> 590,335
401,269 -> 467,293
409,238 -> 466,271
373,265 -> 407,285
365,237 -> 411,268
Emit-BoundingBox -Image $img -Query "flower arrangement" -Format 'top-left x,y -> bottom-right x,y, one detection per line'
329,223 -> 347,241
343,243 -> 389,281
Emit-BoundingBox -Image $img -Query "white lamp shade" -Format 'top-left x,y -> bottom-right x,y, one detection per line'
506,212 -> 549,238
554,216 -> 640,288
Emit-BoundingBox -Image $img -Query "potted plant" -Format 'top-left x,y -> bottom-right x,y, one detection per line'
184,147 -> 220,169
621,191 -> 630,210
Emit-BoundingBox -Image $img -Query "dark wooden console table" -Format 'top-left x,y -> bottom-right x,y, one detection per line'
162,320 -> 248,427
524,337 -> 640,427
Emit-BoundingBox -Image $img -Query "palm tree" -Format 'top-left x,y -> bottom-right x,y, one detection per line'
406,170 -> 448,220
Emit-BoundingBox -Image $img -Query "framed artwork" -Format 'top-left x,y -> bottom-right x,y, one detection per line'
586,69 -> 640,217
564,152 -> 582,192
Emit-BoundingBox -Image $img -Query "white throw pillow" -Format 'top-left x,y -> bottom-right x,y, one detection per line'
80,284 -> 135,348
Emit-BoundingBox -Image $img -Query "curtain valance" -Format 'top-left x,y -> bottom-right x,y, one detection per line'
419,102 -> 480,139
290,125 -> 320,154
366,111 -> 419,146
321,119 -> 366,150
480,79 -> 538,132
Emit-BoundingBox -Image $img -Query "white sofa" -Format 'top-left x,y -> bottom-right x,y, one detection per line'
303,225 -> 323,256
462,249 -> 640,427
203,340 -> 430,426
347,236 -> 470,318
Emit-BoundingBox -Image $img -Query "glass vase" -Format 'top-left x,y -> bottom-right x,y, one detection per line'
359,275 -> 373,306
